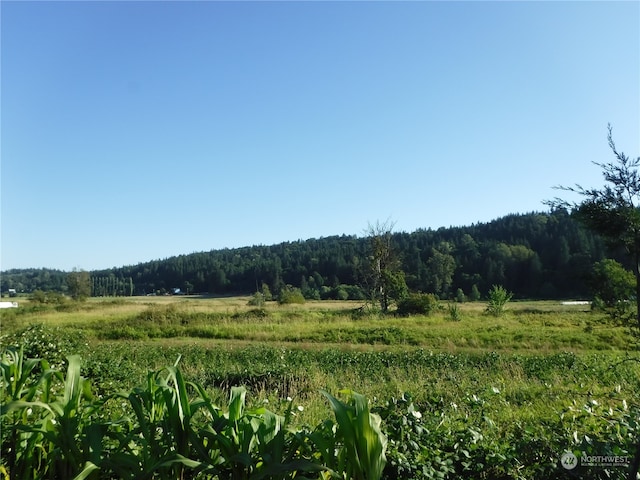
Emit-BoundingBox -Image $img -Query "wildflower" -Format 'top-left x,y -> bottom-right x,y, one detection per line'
297,405 -> 304,412
491,387 -> 500,394
286,396 -> 292,402
410,410 -> 422,419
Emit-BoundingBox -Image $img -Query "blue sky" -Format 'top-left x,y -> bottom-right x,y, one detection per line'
1,1 -> 638,271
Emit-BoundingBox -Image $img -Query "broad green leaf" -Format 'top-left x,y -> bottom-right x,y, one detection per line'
71,461 -> 99,480
229,386 -> 246,422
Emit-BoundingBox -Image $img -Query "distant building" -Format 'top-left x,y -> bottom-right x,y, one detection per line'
8,289 -> 17,297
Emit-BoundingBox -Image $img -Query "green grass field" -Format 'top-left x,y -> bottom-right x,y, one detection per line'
1,296 -> 639,479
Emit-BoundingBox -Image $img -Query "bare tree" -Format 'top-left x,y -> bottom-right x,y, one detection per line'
363,219 -> 407,313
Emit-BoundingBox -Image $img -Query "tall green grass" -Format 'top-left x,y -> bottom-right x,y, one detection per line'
2,298 -> 632,351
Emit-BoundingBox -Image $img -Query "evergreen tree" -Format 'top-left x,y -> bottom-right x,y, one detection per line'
547,124 -> 640,328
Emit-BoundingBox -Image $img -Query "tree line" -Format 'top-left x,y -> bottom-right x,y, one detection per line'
0,209 -> 616,301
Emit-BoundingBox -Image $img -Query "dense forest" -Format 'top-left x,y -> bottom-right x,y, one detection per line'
1,210 -> 618,300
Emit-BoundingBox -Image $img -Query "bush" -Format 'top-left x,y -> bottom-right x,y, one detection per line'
396,293 -> 438,316
29,290 -> 67,305
448,302 -> 462,321
247,292 -> 266,307
589,259 -> 635,307
0,324 -> 85,368
278,285 -> 306,305
336,287 -> 349,301
469,284 -> 481,301
485,285 -> 513,317
302,287 -> 320,300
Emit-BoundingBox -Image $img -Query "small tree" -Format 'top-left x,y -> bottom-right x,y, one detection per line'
67,270 -> 91,301
589,259 -> 635,322
485,285 -> 512,317
469,284 -> 481,302
261,282 -> 273,301
590,259 -> 635,307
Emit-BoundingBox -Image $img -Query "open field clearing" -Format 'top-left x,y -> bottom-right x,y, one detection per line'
2,297 -> 639,479
0,296 -> 629,351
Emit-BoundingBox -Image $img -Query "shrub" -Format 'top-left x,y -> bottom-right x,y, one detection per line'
136,304 -> 184,325
343,284 -> 366,300
590,259 -> 635,307
469,284 -> 481,301
448,302 -> 462,321
247,292 -> 266,306
29,290 -> 67,305
278,285 -> 306,305
0,324 -> 85,369
336,287 -> 349,301
261,282 -> 273,301
396,293 -> 438,316
318,285 -> 355,300
485,285 -> 513,317
302,287 -> 321,300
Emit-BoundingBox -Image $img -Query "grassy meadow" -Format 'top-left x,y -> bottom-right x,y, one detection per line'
1,296 -> 639,479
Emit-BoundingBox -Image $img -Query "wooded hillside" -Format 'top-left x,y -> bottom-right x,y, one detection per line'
2,210 -> 615,299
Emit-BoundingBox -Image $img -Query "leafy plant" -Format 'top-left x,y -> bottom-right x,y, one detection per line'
278,286 -> 306,305
374,393 -> 456,480
318,389 -> 387,480
195,386 -> 325,479
1,350 -> 100,480
447,303 -> 461,321
485,285 -> 513,317
106,357 -> 206,479
247,292 -> 266,307
396,293 -> 438,316
1,324 -> 85,370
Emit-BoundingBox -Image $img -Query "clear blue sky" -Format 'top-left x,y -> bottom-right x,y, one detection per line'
1,1 -> 638,271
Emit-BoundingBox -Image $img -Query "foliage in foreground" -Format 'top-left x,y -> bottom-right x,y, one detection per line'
0,348 -> 386,480
2,346 -> 639,480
